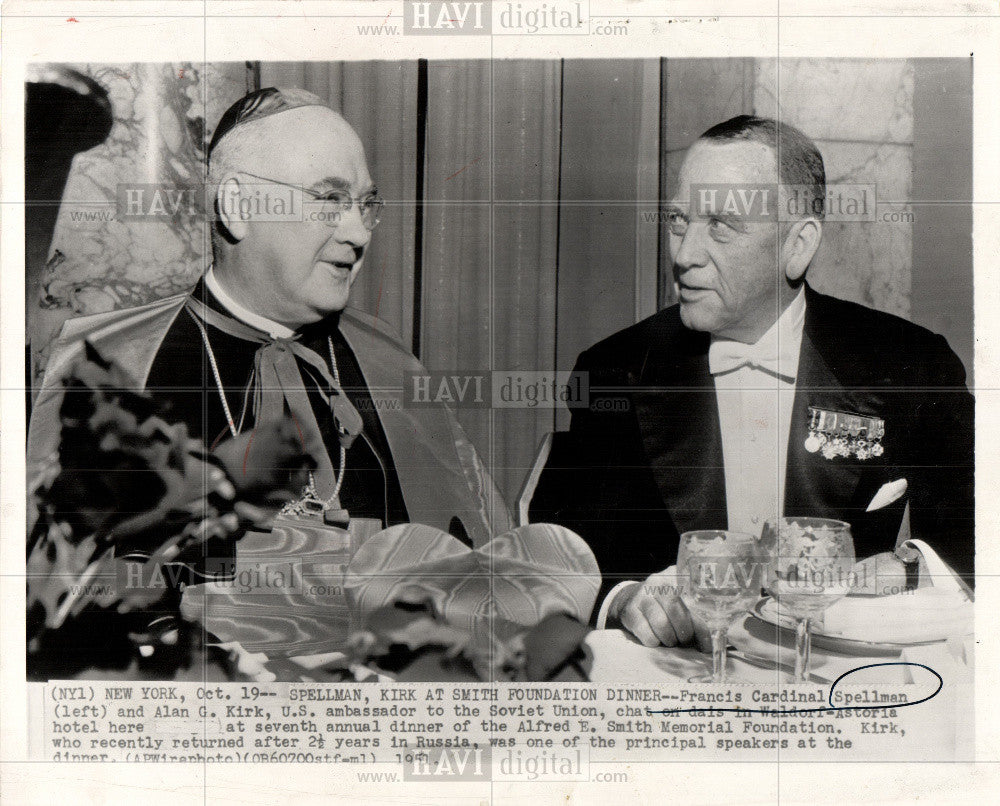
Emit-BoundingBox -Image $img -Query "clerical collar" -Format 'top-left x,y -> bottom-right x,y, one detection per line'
204,265 -> 295,339
708,287 -> 806,380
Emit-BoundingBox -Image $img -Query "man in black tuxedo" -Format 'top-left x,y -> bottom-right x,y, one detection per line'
530,115 -> 974,647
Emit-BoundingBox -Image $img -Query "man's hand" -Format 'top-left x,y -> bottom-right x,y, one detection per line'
609,569 -> 710,649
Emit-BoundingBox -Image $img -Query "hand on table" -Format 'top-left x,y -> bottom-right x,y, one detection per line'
609,569 -> 711,650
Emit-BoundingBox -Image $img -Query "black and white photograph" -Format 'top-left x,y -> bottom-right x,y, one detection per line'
2,2 -> 996,804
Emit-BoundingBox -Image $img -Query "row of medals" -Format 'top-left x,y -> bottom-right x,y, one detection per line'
805,430 -> 884,460
804,407 -> 885,461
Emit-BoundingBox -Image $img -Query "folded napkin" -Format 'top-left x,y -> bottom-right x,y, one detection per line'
756,588 -> 972,646
819,588 -> 972,644
757,537 -> 973,645
818,538 -> 972,644
344,522 -> 600,638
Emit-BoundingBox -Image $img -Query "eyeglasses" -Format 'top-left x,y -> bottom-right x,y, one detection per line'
237,171 -> 384,230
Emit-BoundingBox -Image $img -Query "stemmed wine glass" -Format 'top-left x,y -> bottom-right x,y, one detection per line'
677,530 -> 765,684
760,517 -> 856,683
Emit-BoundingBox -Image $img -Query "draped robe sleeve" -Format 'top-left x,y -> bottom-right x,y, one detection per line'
28,293 -> 512,546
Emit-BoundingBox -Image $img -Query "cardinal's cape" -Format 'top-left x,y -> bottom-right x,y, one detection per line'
28,292 -> 511,546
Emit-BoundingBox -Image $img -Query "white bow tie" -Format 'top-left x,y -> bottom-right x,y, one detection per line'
708,339 -> 797,380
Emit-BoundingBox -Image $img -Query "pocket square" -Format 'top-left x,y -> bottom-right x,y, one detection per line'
866,478 -> 908,512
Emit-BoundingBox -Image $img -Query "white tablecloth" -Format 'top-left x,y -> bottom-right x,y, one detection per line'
584,620 -> 972,687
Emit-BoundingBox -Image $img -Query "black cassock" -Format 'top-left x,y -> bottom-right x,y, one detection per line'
144,279 -> 410,530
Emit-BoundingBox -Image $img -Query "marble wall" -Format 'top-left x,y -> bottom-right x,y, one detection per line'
28,62 -> 251,383
662,58 -> 915,318
754,59 -> 914,317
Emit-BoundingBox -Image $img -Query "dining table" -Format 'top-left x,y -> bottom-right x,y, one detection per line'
178,510 -> 973,763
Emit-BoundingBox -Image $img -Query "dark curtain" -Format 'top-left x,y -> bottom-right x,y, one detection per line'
259,59 -> 659,507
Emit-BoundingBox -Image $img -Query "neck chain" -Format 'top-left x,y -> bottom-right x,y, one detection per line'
192,318 -> 347,513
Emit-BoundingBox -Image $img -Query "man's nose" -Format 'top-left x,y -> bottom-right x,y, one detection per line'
332,202 -> 372,248
672,225 -> 708,271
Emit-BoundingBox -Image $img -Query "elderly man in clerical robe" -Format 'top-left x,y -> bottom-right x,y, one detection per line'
28,87 -> 511,549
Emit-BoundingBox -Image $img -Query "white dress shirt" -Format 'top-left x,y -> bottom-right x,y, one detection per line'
205,265 -> 295,339
596,288 -> 807,628
709,287 -> 806,536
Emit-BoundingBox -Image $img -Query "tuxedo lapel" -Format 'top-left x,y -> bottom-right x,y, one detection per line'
630,288 -> 890,537
784,287 -> 875,519
633,324 -> 728,534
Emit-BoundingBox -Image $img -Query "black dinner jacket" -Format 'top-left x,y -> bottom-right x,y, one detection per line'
530,284 -> 974,606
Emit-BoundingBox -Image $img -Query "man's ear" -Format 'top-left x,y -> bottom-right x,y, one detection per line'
215,175 -> 249,243
782,217 -> 822,283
